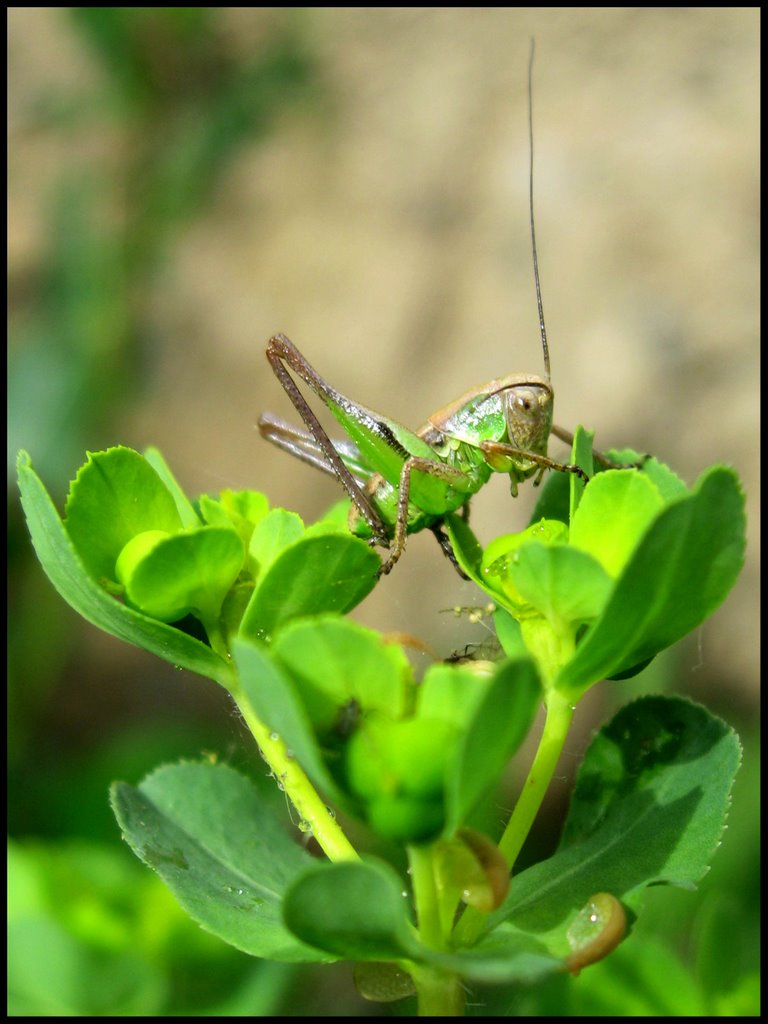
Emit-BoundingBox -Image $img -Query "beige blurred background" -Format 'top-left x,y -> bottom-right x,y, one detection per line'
10,8 -> 758,712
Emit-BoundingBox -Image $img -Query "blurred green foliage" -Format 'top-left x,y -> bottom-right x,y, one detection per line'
8,9 -> 334,1015
9,7 -> 318,491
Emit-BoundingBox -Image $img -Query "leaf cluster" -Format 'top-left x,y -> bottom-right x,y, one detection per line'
16,439 -> 746,1008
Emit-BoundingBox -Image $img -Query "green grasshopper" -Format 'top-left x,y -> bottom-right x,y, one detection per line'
258,46 -> 602,576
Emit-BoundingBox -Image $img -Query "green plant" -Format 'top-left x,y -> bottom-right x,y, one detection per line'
16,432 -> 745,1017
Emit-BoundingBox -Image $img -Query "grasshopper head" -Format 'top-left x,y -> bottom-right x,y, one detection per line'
503,380 -> 553,456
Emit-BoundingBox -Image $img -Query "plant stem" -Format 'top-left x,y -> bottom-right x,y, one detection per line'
408,845 -> 465,1016
202,615 -> 229,661
497,689 -> 574,868
234,691 -> 359,863
452,689 -> 574,947
410,964 -> 465,1017
408,845 -> 443,948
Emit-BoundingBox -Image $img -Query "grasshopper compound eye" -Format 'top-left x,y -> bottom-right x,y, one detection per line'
504,383 -> 553,452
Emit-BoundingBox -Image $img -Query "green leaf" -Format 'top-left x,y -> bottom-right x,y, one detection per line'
64,446 -> 184,583
416,662 -> 494,728
609,453 -> 689,502
249,509 -> 306,578
491,542 -> 612,626
556,466 -> 746,699
311,499 -> 354,531
110,762 -> 329,962
444,658 -> 540,833
117,525 -> 244,624
241,534 -> 380,640
283,858 -> 563,983
568,425 -> 594,519
483,518 -> 568,583
16,451 -> 233,687
493,606 -> 526,658
569,470 -> 664,577
200,489 -> 271,577
203,488 -> 270,531
143,445 -> 201,528
271,617 -> 411,731
442,512 -> 485,583
254,664 -> 736,989
485,696 -> 740,959
282,859 -> 417,961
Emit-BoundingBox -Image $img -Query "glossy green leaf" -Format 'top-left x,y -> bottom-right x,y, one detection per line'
199,489 -> 271,578
16,451 -> 233,687
493,606 -> 526,659
282,859 -> 417,961
64,446 -> 183,583
117,526 -> 244,624
568,425 -> 594,520
484,696 -> 740,959
444,658 -> 541,833
556,466 -> 746,699
241,534 -> 380,641
111,762 -> 328,962
442,511 -> 484,582
271,617 -> 411,731
143,445 -> 201,528
610,452 -> 688,502
486,539 -> 611,626
216,488 -> 271,530
249,509 -> 306,578
282,859 -> 563,984
483,519 -> 569,569
569,470 -> 664,577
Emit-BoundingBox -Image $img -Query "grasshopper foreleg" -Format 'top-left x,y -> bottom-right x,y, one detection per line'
550,425 -> 649,470
480,440 -> 589,484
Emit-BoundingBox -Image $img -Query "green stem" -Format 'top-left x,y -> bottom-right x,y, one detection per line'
234,689 -> 359,863
201,615 -> 229,661
497,689 -> 574,868
408,845 -> 443,948
410,964 -> 465,1017
453,689 -> 574,947
408,845 -> 465,1016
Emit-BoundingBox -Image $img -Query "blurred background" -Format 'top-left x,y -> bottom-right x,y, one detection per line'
8,8 -> 759,1016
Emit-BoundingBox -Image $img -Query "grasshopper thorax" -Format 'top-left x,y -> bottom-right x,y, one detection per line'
426,374 -> 553,456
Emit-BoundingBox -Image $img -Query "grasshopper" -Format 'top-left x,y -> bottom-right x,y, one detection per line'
258,44 -> 600,576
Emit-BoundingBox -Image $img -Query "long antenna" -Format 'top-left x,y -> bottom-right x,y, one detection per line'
528,38 -> 551,380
